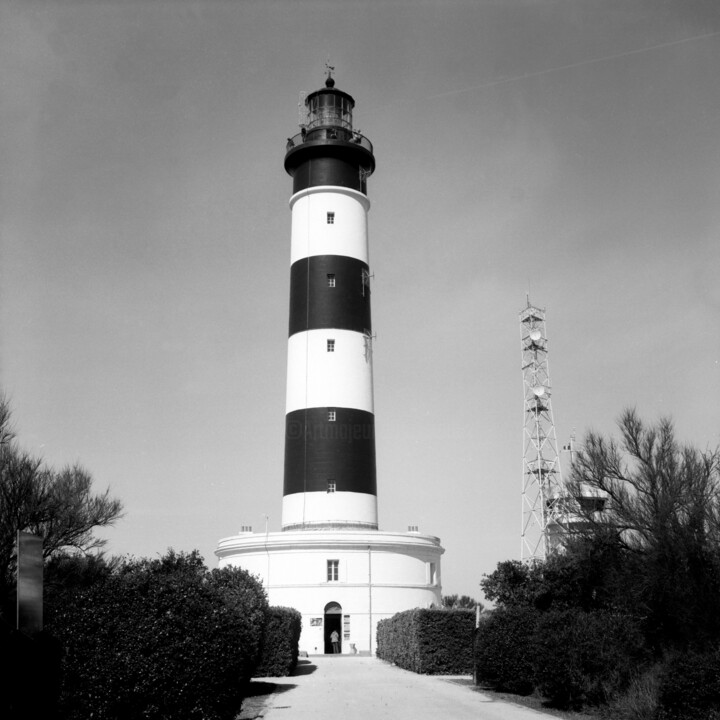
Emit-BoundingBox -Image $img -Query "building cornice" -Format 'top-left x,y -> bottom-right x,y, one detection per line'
215,529 -> 444,560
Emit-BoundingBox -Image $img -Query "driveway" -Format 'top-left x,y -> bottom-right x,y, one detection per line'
240,655 -> 555,720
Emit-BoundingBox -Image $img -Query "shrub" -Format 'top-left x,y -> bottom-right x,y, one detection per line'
474,606 -> 538,695
656,649 -> 720,720
605,662 -> 663,720
532,609 -> 647,709
46,550 -> 268,720
377,608 -> 474,674
254,606 -> 302,677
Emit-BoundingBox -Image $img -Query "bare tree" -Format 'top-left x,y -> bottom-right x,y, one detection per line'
568,409 -> 720,551
0,395 -> 124,605
567,409 -> 720,648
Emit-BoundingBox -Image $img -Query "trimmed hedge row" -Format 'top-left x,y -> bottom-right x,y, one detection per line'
475,607 -> 649,710
254,606 -> 303,677
377,608 -> 475,674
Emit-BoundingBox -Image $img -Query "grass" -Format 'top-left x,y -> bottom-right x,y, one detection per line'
449,679 -> 603,720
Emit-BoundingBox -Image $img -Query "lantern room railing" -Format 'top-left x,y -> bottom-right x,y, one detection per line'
285,128 -> 373,155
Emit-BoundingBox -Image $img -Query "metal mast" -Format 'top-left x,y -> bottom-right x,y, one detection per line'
520,298 -> 566,560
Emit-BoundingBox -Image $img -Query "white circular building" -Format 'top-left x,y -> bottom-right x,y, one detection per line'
217,529 -> 442,655
217,73 -> 443,655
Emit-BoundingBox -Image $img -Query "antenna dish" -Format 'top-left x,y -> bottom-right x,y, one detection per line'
532,386 -> 546,397
529,329 -> 542,342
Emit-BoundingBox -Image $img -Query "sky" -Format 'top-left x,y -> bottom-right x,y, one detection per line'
1,0 -> 719,601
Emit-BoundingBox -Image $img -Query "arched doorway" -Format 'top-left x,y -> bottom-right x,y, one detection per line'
323,601 -> 342,654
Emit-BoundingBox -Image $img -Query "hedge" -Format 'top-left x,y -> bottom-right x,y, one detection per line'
45,551 -> 268,720
377,608 -> 474,674
474,606 -> 538,695
254,606 -> 303,677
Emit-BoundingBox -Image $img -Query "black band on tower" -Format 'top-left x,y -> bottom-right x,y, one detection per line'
284,407 -> 377,496
287,148 -> 373,194
289,255 -> 371,337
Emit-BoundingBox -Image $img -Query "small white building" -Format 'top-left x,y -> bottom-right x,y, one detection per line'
217,73 -> 443,655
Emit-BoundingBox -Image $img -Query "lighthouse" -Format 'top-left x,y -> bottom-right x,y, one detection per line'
217,72 -> 443,655
282,73 -> 377,532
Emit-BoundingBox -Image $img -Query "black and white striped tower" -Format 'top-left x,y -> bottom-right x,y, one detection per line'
282,72 -> 377,531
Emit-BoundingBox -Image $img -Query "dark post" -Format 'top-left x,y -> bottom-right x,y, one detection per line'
17,531 -> 43,634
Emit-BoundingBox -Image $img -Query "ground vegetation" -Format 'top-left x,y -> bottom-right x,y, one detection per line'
477,410 -> 720,719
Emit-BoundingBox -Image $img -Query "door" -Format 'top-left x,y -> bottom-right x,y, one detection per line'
324,601 -> 342,654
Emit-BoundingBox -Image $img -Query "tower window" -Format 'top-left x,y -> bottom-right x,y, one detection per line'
327,212 -> 335,224
328,410 -> 336,422
327,339 -> 335,352
327,559 -> 339,582
327,480 -> 336,493
327,274 -> 336,287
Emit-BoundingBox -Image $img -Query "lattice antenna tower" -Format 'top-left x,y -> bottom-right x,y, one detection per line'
520,298 -> 567,561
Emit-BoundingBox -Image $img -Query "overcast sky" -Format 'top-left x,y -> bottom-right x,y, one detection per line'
2,0 -> 719,600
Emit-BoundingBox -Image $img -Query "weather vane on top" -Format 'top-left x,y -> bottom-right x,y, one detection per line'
325,58 -> 335,82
